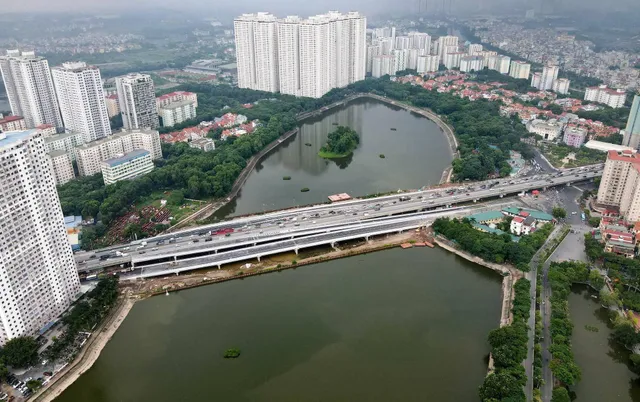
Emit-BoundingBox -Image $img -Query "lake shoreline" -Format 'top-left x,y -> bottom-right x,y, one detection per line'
169,93 -> 458,229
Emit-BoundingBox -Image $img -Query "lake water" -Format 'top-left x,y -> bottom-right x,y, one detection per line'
56,247 -> 502,402
569,285 -> 640,401
213,98 -> 453,220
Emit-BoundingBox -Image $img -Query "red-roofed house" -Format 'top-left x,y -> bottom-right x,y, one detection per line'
510,215 -> 536,235
0,115 -> 26,132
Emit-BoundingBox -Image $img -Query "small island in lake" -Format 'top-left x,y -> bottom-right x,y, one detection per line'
223,348 -> 241,358
318,126 -> 360,159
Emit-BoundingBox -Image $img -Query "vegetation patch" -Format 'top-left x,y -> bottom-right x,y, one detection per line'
223,348 -> 241,359
433,217 -> 554,272
318,126 -> 359,159
300,188 -> 310,192
379,154 -> 386,158
478,279 -> 531,401
305,143 -> 312,146
584,325 -> 599,332
282,176 -> 291,180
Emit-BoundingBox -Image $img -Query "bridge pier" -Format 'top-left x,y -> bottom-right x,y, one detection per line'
217,264 -> 221,269
175,272 -> 179,276
253,242 -> 256,246
294,248 -> 299,255
257,255 -> 261,262
214,249 -> 218,254
365,235 -> 369,241
174,255 -> 177,261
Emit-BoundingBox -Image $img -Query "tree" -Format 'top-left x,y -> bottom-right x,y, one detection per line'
26,379 -> 42,392
551,387 -> 571,402
478,371 -> 525,401
612,322 -> 640,348
167,190 -> 185,206
2,336 -> 39,368
589,270 -> 605,290
552,207 -> 567,220
123,223 -> 143,239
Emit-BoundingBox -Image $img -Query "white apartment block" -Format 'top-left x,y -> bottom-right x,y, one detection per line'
526,119 -> 564,141
0,129 -> 80,345
477,50 -> 498,65
156,91 -> 198,109
101,149 -> 154,185
584,85 -> 627,109
509,60 -> 531,79
467,44 -> 483,55
115,73 -> 159,130
393,49 -> 408,72
159,100 -> 197,127
531,72 -> 542,89
47,150 -> 76,185
75,129 -> 162,176
272,11 -> 366,98
51,62 -> 111,143
487,55 -> 511,74
372,55 -> 396,78
0,50 -> 63,129
394,36 -> 411,50
533,64 -> 559,91
366,45 -> 381,73
460,55 -> 484,73
105,95 -> 120,118
417,55 -> 440,74
597,150 -> 640,221
234,12 -> 280,93
443,52 -> 464,70
408,32 -> 431,54
552,78 -> 571,95
0,116 -> 26,132
437,35 -> 458,63
45,131 -> 85,159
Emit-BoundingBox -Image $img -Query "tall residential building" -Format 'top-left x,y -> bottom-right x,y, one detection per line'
0,50 -> 62,129
51,62 -> 111,143
552,78 -> 570,95
234,12 -> 280,93
0,115 -> 27,132
487,55 -> 511,74
105,95 -> 120,118
48,150 -> 76,185
443,52 -> 464,70
0,129 -> 80,344
372,55 -> 396,78
534,64 -> 559,91
101,149 -> 154,185
623,95 -> 640,150
467,43 -> 483,55
437,35 -> 459,63
531,72 -> 542,89
394,36 -> 411,50
75,129 -> 162,176
366,45 -> 380,73
597,150 -> 640,221
115,73 -> 159,130
460,55 -> 484,72
408,32 -> 431,54
417,55 -> 440,74
509,60 -> 531,79
273,11 -> 366,98
584,85 -> 626,109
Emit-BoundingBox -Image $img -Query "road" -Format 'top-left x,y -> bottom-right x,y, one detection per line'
539,189 -> 590,402
76,166 -> 602,273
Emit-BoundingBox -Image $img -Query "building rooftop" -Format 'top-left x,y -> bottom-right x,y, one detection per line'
159,99 -> 197,110
0,115 -> 24,124
0,129 -> 38,150
585,140 -> 635,153
44,131 -> 83,143
472,223 -> 520,242
157,91 -> 196,102
48,149 -> 69,158
607,150 -> 640,164
102,149 -> 150,167
76,129 -> 156,151
468,211 -> 504,222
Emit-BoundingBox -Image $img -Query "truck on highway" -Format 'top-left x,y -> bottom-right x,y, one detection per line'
211,228 -> 234,236
399,196 -> 411,202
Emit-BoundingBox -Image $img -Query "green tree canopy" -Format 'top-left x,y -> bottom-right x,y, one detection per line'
2,336 -> 39,368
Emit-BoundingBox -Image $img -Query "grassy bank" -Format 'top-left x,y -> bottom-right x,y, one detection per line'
317,150 -> 352,159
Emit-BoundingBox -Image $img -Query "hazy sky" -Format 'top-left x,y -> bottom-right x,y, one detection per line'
0,0 -> 637,16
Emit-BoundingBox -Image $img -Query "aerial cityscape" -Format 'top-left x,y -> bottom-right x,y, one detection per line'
1,0 -> 640,401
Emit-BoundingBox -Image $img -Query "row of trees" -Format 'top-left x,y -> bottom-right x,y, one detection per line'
547,261 -> 588,390
432,217 -> 554,271
478,279 -> 531,401
42,277 -> 119,362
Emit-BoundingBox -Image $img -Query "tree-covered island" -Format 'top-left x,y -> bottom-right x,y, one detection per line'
318,126 -> 360,159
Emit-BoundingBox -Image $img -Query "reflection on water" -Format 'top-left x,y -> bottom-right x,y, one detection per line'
56,248 -> 502,402
569,285 -> 640,401
213,99 -> 453,220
